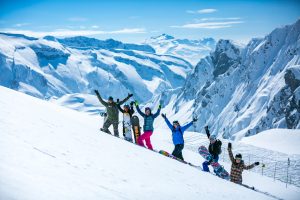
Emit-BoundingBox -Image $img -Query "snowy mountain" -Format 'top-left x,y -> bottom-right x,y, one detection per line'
154,19 -> 300,139
0,33 -> 192,102
1,86 -> 300,200
145,34 -> 216,65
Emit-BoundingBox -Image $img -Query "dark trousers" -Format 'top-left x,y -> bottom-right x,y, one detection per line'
203,155 -> 219,172
102,118 -> 119,136
172,144 -> 184,160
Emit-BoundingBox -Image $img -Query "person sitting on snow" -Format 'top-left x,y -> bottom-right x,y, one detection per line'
161,113 -> 197,161
202,126 -> 222,172
228,142 -> 260,184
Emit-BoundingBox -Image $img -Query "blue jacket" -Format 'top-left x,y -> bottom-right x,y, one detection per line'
136,106 -> 161,131
164,117 -> 193,145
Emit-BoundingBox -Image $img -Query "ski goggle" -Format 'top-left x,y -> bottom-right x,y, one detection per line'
173,121 -> 179,125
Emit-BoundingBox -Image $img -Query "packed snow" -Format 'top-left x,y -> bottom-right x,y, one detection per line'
1,86 -> 300,200
241,129 -> 300,155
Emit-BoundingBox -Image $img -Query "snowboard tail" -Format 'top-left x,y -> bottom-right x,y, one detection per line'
198,145 -> 229,180
131,115 -> 141,144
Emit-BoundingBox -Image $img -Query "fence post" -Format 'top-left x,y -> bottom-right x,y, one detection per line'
286,158 -> 290,188
223,147 -> 225,162
248,155 -> 251,171
273,162 -> 277,181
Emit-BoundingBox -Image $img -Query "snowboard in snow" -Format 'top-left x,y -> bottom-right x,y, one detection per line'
198,145 -> 229,180
131,115 -> 141,144
159,150 -> 188,164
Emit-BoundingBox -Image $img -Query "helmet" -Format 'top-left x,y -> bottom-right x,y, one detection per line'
209,135 -> 216,141
108,96 -> 113,101
124,104 -> 130,109
145,107 -> 151,111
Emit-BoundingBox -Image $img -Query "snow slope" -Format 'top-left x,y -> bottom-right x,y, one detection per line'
241,129 -> 300,155
1,86 -> 296,200
145,34 -> 216,65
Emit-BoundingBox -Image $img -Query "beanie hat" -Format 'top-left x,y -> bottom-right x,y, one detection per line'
235,153 -> 242,159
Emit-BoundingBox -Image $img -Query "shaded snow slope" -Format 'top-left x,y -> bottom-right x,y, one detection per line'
155,19 -> 300,139
0,33 -> 192,102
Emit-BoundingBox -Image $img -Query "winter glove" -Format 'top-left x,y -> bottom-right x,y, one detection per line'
193,117 -> 198,122
158,104 -> 162,109
130,101 -> 134,106
228,142 -> 232,149
123,133 -> 125,137
134,101 -> 139,106
117,99 -> 120,103
255,162 -> 260,166
161,113 -> 166,119
94,90 -> 100,95
204,126 -> 209,131
128,93 -> 133,98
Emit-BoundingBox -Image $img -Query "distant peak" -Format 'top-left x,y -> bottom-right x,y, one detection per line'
151,33 -> 175,40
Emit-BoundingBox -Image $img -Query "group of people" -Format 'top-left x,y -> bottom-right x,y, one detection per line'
94,90 -> 260,185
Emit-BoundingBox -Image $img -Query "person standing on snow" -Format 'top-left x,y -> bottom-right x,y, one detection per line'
202,126 -> 222,172
117,101 -> 135,142
228,142 -> 260,184
135,101 -> 161,150
94,90 -> 133,137
161,113 -> 197,161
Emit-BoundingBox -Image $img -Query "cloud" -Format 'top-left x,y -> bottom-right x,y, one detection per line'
14,23 -> 30,27
68,17 -> 88,22
91,25 -> 99,29
198,17 -> 241,22
197,9 -> 217,14
0,28 -> 146,37
187,9 -> 218,14
171,21 -> 244,29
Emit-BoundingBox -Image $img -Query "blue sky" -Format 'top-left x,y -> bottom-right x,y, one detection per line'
0,0 -> 299,43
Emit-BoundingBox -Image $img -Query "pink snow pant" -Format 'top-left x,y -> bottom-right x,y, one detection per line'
138,130 -> 153,150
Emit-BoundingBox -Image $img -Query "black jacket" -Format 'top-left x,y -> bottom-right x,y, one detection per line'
206,128 -> 222,157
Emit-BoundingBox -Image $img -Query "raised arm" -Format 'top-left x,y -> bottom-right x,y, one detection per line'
243,163 -> 256,170
117,103 -> 125,113
130,102 -> 135,115
181,121 -> 193,132
205,126 -> 211,139
227,143 -> 235,163
118,93 -> 133,105
135,103 -> 146,117
152,105 -> 161,118
162,115 -> 173,130
94,90 -> 108,107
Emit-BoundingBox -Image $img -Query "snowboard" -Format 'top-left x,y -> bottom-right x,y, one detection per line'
198,145 -> 229,180
131,115 -> 141,144
159,150 -> 186,163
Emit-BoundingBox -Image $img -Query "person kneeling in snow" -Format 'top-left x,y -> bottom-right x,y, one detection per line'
161,114 -> 197,161
202,126 -> 222,172
228,142 -> 260,184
